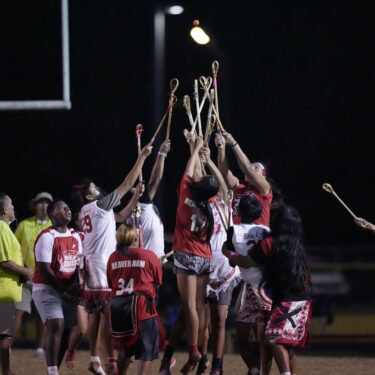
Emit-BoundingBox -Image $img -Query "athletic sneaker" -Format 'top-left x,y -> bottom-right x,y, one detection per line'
34,348 -> 45,359
180,352 -> 202,375
196,356 -> 211,375
88,361 -> 106,375
159,356 -> 176,375
65,350 -> 76,369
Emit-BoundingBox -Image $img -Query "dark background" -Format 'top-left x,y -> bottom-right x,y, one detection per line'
1,0 -> 374,247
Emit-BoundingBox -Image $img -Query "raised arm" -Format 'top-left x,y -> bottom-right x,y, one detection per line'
185,137 -> 204,177
115,182 -> 145,223
222,131 -> 270,195
215,132 -> 239,190
201,144 -> 228,200
147,139 -> 171,201
116,140 -> 153,198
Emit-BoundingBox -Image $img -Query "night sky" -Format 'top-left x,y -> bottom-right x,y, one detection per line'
1,0 -> 374,246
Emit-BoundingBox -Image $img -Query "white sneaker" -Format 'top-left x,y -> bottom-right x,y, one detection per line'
34,348 -> 45,359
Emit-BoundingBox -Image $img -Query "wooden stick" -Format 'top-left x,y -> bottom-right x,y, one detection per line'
194,79 -> 203,137
166,78 -> 179,140
212,60 -> 220,118
135,124 -> 143,182
152,111 -> 168,142
159,250 -> 174,262
322,183 -> 356,218
183,95 -> 195,130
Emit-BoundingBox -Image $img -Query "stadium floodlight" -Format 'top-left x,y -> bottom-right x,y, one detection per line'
190,26 -> 210,45
0,0 -> 71,111
165,5 -> 184,15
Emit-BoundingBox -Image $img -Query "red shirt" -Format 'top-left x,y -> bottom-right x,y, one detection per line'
107,247 -> 162,319
232,183 -> 273,226
33,227 -> 82,286
172,175 -> 212,259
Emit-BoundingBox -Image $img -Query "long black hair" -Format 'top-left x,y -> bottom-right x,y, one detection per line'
189,175 -> 219,241
263,205 -> 312,302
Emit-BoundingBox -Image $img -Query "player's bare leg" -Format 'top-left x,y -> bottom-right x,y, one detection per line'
45,318 -> 64,375
65,305 -> 88,369
0,335 -> 13,375
176,273 -> 202,374
88,312 -> 105,375
117,351 -> 131,375
209,304 -> 228,375
288,347 -> 296,375
137,360 -> 152,375
196,304 -> 210,375
255,323 -> 272,375
272,344 -> 290,374
237,322 -> 259,374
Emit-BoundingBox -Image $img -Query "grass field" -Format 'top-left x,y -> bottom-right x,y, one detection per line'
9,349 -> 375,375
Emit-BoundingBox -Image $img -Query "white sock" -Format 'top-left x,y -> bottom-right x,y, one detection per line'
47,365 -> 59,375
250,368 -> 260,375
280,372 -> 291,375
90,356 -> 101,363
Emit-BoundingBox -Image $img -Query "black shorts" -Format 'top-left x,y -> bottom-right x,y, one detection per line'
122,317 -> 160,361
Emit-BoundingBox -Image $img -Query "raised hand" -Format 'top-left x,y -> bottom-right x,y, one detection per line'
160,139 -> 171,154
214,132 -> 225,149
140,140 -> 153,158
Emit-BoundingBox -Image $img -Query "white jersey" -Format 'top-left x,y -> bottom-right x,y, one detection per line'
128,203 -> 164,258
207,199 -> 240,296
232,223 -> 272,310
232,223 -> 270,283
79,201 -> 117,259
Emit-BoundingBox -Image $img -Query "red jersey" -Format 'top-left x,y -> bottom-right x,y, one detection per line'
232,183 -> 273,226
172,175 -> 212,259
107,247 -> 162,319
33,227 -> 82,286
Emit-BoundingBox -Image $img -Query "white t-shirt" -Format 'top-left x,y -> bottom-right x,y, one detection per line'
33,228 -> 82,292
128,202 -> 164,258
79,201 -> 117,258
232,223 -> 270,283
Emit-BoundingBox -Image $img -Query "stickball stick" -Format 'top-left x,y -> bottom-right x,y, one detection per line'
166,78 -> 179,140
135,124 -> 144,182
322,183 -> 356,218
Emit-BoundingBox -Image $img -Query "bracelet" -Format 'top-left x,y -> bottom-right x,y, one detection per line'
158,152 -> 167,157
231,141 -> 238,148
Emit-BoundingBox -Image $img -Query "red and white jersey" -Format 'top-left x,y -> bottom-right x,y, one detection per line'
107,247 -> 162,319
127,203 -> 164,258
232,223 -> 270,283
172,175 -> 211,259
232,223 -> 272,310
232,183 -> 273,226
32,227 -> 82,292
79,201 -> 117,258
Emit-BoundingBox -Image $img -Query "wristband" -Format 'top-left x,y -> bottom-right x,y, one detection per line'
231,141 -> 238,148
158,151 -> 167,157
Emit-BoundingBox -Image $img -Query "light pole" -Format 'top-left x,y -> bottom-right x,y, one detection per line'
153,3 -> 184,217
